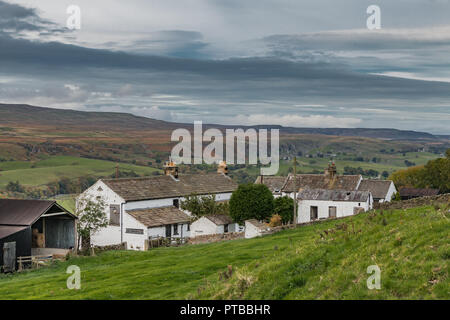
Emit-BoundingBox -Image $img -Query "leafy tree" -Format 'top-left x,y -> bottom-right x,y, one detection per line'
181,194 -> 229,219
229,184 -> 274,224
76,196 -> 108,251
389,149 -> 449,193
6,180 -> 24,193
273,196 -> 294,224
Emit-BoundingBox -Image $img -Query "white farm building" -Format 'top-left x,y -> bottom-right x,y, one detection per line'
296,189 -> 373,224
76,161 -> 237,250
190,214 -> 239,237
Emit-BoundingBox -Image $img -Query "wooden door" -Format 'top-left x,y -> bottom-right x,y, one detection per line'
329,206 -> 337,218
3,242 -> 16,273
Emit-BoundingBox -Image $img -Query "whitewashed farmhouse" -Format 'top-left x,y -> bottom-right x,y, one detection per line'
190,214 -> 238,237
296,189 -> 373,224
256,163 -> 396,204
76,161 -> 237,250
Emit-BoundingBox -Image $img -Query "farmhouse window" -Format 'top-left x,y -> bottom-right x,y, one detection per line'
224,224 -> 229,233
187,223 -> 190,231
126,228 -> 144,235
173,199 -> 180,208
109,205 -> 120,226
173,224 -> 179,235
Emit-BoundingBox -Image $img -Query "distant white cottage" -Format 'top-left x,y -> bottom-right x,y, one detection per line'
297,189 -> 373,224
76,160 -> 237,250
190,214 -> 238,237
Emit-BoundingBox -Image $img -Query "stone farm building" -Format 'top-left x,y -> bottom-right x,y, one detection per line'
76,161 -> 238,250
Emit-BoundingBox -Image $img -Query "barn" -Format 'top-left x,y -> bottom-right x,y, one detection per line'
0,199 -> 77,272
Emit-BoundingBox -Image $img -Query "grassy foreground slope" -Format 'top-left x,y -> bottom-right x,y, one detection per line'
0,205 -> 448,300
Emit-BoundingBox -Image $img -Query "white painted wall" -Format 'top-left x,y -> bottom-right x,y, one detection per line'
77,179 -> 233,249
190,217 -> 238,237
76,180 -> 124,247
245,221 -> 263,239
297,196 -> 372,224
381,182 -> 397,203
191,217 -> 218,237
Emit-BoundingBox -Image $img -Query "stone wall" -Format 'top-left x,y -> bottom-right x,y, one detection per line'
187,232 -> 244,245
378,193 -> 449,210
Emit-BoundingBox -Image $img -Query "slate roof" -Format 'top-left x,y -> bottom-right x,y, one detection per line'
245,219 -> 269,229
297,189 -> 370,202
399,188 -> 439,198
126,206 -> 191,228
102,174 -> 238,202
205,214 -> 233,225
0,199 -> 76,226
282,174 -> 362,192
254,176 -> 288,193
358,180 -> 393,200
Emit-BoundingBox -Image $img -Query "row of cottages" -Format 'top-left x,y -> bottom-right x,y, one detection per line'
255,163 -> 397,224
76,160 -> 238,250
0,199 -> 77,272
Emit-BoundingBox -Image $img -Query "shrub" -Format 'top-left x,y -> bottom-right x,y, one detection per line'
229,184 -> 274,224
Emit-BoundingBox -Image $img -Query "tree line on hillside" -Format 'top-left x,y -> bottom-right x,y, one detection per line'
390,149 -> 450,193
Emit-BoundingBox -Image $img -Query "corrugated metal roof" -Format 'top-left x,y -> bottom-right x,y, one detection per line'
127,206 -> 191,227
0,199 -> 76,226
0,199 -> 55,226
297,189 -> 370,202
102,174 -> 238,202
399,188 -> 439,197
0,225 -> 27,239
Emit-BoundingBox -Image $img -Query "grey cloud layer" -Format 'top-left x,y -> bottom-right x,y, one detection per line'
1,0 -> 449,133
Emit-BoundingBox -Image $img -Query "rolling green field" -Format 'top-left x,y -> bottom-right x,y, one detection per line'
0,204 -> 448,300
0,156 -> 160,189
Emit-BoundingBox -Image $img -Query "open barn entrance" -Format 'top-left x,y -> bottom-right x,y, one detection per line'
30,204 -> 76,257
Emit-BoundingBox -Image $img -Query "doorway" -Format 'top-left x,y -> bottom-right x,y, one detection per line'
165,225 -> 172,238
310,206 -> 318,220
328,206 -> 337,218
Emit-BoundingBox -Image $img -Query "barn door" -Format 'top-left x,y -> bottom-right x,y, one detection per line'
3,242 -> 16,273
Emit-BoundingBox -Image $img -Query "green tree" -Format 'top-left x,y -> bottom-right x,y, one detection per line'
6,180 -> 24,193
76,196 -> 108,251
229,184 -> 274,224
273,196 -> 294,224
181,194 -> 229,219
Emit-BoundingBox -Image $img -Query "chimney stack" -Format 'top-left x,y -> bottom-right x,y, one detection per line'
325,161 -> 337,179
164,158 -> 179,178
217,160 -> 228,175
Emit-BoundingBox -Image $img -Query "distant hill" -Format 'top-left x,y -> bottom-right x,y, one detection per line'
0,103 -> 442,140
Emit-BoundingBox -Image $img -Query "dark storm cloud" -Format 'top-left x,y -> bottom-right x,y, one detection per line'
0,0 -> 449,133
0,0 -> 65,35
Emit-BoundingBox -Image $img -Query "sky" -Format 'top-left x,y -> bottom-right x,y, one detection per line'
0,0 -> 450,134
